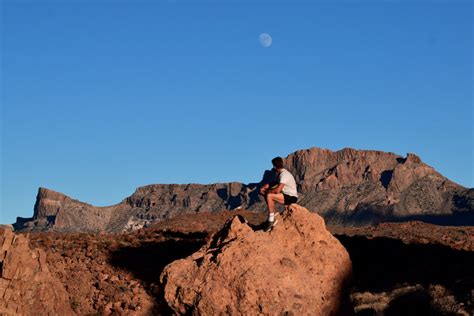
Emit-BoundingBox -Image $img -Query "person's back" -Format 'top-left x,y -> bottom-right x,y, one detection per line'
259,157 -> 298,232
278,168 -> 298,199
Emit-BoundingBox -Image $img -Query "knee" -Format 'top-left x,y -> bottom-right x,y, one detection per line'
266,193 -> 275,201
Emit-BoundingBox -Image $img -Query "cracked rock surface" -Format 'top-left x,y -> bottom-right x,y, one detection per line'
160,204 -> 352,315
0,227 -> 73,315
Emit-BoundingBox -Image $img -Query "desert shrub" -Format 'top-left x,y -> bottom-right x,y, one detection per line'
428,284 -> 465,315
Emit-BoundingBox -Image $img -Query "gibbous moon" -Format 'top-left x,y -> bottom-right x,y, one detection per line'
259,33 -> 272,48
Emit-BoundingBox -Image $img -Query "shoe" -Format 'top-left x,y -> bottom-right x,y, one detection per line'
263,219 -> 278,232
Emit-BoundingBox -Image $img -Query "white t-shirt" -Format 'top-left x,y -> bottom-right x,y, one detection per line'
278,169 -> 298,197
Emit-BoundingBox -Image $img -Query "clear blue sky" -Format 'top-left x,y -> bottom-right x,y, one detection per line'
1,0 -> 472,224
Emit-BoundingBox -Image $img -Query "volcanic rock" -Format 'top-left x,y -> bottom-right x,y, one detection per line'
0,227 -> 73,315
13,147 -> 474,232
160,204 -> 352,315
284,148 -> 473,225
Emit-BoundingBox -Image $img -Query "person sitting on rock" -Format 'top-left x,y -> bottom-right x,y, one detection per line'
260,157 -> 298,231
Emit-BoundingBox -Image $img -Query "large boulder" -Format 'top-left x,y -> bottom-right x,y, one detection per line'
160,204 -> 352,315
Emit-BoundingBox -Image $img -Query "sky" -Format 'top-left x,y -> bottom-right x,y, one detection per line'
1,0 -> 473,224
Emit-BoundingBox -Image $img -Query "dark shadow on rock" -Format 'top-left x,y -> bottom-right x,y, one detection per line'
396,157 -> 407,164
13,216 -> 57,231
324,206 -> 474,227
216,188 -> 228,200
13,217 -> 33,230
109,236 -> 207,314
216,187 -> 244,210
160,231 -> 208,240
226,195 -> 242,210
323,205 -> 394,226
379,170 -> 393,189
389,211 -> 474,226
46,215 -> 56,224
248,221 -> 267,231
453,190 -> 474,212
208,216 -> 239,249
335,235 -> 474,304
246,183 -> 262,208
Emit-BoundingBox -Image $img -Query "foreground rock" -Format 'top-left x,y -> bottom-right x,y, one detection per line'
0,228 -> 73,315
160,204 -> 352,315
4,210 -> 471,315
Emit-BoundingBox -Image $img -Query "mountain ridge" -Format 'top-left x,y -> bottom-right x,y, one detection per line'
14,147 -> 474,232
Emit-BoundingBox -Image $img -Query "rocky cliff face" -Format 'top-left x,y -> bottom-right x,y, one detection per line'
16,187 -> 119,232
13,147 -> 474,232
15,182 -> 259,233
0,228 -> 73,315
285,148 -> 472,225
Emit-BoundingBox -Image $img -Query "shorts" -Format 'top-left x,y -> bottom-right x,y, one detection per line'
283,194 -> 298,205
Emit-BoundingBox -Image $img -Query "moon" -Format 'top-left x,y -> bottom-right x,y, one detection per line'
259,33 -> 272,48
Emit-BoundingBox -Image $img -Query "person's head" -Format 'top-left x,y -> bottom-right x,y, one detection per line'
271,157 -> 284,171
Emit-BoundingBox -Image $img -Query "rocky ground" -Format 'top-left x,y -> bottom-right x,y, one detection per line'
4,209 -> 473,315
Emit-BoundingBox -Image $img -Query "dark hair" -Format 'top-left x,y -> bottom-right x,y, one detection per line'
271,157 -> 284,169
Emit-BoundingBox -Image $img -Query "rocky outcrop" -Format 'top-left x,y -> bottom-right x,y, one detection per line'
15,188 -> 117,232
0,227 -> 73,315
284,148 -> 472,225
160,204 -> 352,315
16,183 -> 258,233
13,147 -> 474,232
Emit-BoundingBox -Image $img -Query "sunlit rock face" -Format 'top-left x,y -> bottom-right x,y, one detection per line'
160,204 -> 352,315
0,227 -> 73,315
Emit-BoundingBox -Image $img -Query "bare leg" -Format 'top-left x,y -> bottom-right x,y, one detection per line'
265,193 -> 285,216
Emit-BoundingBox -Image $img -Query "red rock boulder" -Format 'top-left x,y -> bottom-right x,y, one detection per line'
160,204 -> 352,315
0,228 -> 73,315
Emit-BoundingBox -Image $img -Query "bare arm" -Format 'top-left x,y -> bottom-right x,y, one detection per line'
259,183 -> 270,195
269,183 -> 285,194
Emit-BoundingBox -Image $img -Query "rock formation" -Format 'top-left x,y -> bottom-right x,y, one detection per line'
160,204 -> 352,315
1,206 -> 472,315
284,148 -> 473,225
13,147 -> 474,232
0,227 -> 73,315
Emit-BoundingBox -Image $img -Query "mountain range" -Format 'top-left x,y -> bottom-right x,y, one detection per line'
14,147 -> 474,232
